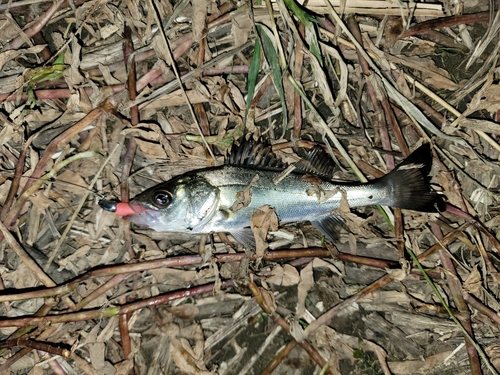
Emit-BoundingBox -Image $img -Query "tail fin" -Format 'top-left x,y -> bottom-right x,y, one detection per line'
375,144 -> 445,212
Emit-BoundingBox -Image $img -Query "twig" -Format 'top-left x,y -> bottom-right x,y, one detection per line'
5,0 -> 66,50
0,249 -> 331,303
463,293 -> 500,326
400,12 -> 491,39
0,281 -> 235,328
0,339 -> 70,358
0,138 -> 32,221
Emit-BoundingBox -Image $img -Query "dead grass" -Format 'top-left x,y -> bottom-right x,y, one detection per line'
0,0 -> 499,374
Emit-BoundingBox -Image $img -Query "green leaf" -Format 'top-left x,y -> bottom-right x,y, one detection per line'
283,0 -> 316,25
26,50 -> 67,85
305,22 -> 323,66
246,36 -> 262,118
259,27 -> 288,136
353,349 -> 364,359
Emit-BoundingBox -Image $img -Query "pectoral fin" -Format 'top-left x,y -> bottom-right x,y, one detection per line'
311,214 -> 347,242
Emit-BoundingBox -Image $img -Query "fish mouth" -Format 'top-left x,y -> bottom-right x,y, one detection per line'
99,199 -> 165,228
99,200 -> 146,216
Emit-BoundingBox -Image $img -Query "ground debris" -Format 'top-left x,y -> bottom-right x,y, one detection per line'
0,0 -> 499,374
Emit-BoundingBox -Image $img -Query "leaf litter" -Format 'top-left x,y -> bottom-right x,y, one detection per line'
0,0 -> 500,374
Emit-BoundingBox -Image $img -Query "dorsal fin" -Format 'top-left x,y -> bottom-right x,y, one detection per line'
227,138 -> 286,170
294,146 -> 336,179
227,138 -> 336,178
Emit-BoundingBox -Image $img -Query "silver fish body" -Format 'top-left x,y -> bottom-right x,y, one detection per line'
100,143 -> 443,244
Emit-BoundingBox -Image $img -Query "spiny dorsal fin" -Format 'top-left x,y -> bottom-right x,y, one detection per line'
227,138 -> 337,178
226,138 -> 286,170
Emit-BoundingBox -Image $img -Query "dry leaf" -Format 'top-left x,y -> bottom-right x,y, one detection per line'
169,305 -> 200,320
388,350 -> 453,374
0,45 -> 46,71
485,344 -> 500,371
463,265 -> 482,295
261,288 -> 277,314
114,360 -> 134,375
479,84 -> 500,115
56,170 -> 88,194
388,54 -> 458,91
150,267 -> 199,286
135,138 -> 167,159
30,192 -> 53,212
2,262 -> 40,289
267,264 -> 300,286
169,336 -> 213,375
230,174 -> 259,212
57,245 -> 91,267
296,262 -> 314,318
282,264 -> 301,286
192,0 -> 209,42
311,258 -> 342,276
231,3 -> 252,47
250,205 -> 278,260
266,264 -> 284,285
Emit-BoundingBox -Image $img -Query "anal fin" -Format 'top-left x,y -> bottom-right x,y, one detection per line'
230,228 -> 256,249
310,214 -> 348,242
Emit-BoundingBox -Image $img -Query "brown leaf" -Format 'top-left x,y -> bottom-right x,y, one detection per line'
170,305 -> 200,321
56,170 -> 88,194
250,205 -> 278,260
229,174 -> 259,212
135,138 -> 167,159
260,287 -> 277,314
192,0 -> 209,42
296,262 -> 314,318
30,192 -> 53,212
267,264 -> 300,286
231,4 -> 252,47
169,335 -> 213,375
463,265 -> 482,295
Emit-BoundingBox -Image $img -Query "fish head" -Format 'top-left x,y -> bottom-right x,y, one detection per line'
101,174 -> 220,233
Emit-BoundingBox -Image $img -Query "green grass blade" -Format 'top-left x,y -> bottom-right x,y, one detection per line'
259,27 -> 288,137
246,35 -> 262,118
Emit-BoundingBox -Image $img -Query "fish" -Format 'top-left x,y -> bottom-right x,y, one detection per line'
99,141 -> 444,246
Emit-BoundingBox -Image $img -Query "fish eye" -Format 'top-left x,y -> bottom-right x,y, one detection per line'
153,190 -> 172,207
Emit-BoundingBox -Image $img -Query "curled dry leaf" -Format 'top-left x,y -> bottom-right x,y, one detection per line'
229,173 -> 259,212
170,337 -> 214,375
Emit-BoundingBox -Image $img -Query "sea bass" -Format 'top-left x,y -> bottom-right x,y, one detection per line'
99,142 -> 444,246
